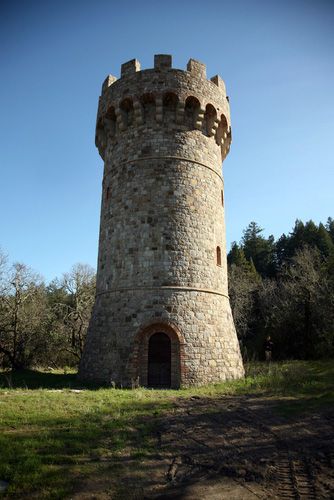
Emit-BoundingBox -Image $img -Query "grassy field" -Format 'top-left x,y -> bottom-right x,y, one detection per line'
0,360 -> 333,498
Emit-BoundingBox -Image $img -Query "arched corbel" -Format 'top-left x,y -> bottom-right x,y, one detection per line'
156,95 -> 163,123
115,107 -> 126,132
133,99 -> 144,125
175,100 -> 185,124
195,107 -> 205,130
208,118 -> 220,137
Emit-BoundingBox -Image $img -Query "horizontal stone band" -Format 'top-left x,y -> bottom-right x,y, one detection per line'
106,155 -> 224,183
97,285 -> 229,299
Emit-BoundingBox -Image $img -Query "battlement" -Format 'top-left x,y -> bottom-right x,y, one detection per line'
101,55 -> 226,92
96,55 -> 232,162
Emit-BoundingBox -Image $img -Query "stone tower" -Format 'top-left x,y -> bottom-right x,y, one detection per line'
79,55 -> 244,388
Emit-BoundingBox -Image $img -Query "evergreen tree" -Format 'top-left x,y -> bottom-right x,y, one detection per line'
228,242 -> 261,285
326,217 -> 334,243
241,222 -> 276,277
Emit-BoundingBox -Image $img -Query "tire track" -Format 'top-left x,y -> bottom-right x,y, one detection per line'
236,406 -> 318,499
275,456 -> 317,499
157,398 -> 333,499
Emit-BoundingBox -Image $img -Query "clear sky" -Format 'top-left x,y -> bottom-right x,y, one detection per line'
1,0 -> 333,282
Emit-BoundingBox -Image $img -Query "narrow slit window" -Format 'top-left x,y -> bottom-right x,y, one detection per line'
106,187 -> 110,200
216,246 -> 222,266
221,190 -> 224,206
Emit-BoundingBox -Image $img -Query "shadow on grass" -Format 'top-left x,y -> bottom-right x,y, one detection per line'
0,394 -> 171,498
1,361 -> 334,498
0,369 -> 100,390
1,392 -> 333,499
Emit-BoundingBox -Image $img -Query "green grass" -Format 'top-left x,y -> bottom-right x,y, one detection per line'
0,360 -> 333,498
242,360 -> 334,414
0,386 -> 172,498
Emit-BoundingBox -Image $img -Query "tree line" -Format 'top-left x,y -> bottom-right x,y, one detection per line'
228,218 -> 334,360
0,255 -> 95,370
1,217 -> 333,370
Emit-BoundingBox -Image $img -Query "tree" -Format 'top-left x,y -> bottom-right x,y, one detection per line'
326,217 -> 334,243
0,248 -> 9,367
241,222 -> 276,277
228,243 -> 261,358
229,219 -> 334,360
0,261 -> 49,369
276,219 -> 334,267
52,263 -> 96,362
228,242 -> 246,267
261,246 -> 334,359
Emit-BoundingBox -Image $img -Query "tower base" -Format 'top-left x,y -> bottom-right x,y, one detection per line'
79,288 -> 244,388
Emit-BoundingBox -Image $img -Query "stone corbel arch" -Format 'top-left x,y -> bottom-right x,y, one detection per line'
130,321 -> 186,388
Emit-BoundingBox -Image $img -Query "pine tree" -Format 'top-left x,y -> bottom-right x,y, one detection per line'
241,222 -> 276,277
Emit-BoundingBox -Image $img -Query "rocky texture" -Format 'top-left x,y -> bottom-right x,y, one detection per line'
79,55 -> 244,387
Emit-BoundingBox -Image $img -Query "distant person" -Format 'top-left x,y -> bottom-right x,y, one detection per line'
264,336 -> 273,362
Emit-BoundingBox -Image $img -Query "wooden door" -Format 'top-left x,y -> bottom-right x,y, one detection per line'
147,332 -> 171,388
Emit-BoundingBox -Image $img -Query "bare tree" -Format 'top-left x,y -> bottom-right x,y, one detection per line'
258,246 -> 334,359
54,263 -> 96,361
228,258 -> 261,360
0,261 -> 48,369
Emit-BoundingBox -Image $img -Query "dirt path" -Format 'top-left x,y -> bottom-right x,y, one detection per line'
72,395 -> 334,499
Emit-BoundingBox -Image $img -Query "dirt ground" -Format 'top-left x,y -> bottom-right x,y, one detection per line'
72,395 -> 334,499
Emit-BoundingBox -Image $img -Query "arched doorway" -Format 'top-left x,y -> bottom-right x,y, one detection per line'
147,332 -> 171,388
131,322 -> 185,388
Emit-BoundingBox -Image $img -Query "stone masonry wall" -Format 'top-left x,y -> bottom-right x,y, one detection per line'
79,55 -> 244,387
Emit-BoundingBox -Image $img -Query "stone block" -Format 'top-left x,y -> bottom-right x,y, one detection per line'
154,54 -> 172,69
210,75 -> 226,94
187,58 -> 206,78
121,59 -> 141,78
102,74 -> 117,94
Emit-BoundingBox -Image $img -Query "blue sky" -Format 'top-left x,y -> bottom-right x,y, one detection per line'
1,0 -> 333,282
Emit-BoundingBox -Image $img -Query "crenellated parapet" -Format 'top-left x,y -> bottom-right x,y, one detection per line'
95,55 -> 232,162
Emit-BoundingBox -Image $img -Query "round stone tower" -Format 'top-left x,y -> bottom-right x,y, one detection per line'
79,55 -> 244,388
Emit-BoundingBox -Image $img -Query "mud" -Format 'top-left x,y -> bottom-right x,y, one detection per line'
72,395 -> 334,499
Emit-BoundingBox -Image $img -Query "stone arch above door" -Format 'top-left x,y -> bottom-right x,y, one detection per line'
131,321 -> 185,389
